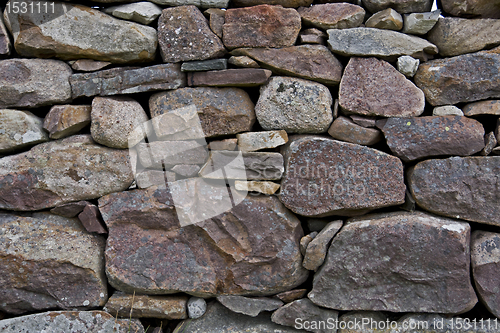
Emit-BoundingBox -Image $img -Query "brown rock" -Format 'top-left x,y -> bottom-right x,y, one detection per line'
481,132 -> 498,156
463,100 -> 500,116
204,8 -> 225,39
228,56 -> 260,68
339,57 -> 425,117
222,5 -> 301,49
43,105 -> 91,139
300,232 -> 317,256
70,59 -> 112,72
50,201 -> 90,218
187,68 -> 272,87
362,0 -> 433,14
235,181 -> 281,195
379,116 -> 485,162
328,116 -> 382,146
303,220 -> 343,271
231,0 -> 313,7
299,28 -> 327,44
0,15 -> 11,57
208,138 -> 238,150
298,3 -> 365,30
0,109 -> 49,153
440,0 -> 500,19
408,156 -> 500,226
271,298 -> 339,331
275,289 -> 308,303
349,115 -> 377,128
104,292 -> 188,319
365,8 -> 403,30
78,204 -> 107,234
280,136 -> 405,217
216,295 -> 283,317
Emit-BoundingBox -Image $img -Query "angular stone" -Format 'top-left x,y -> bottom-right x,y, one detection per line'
50,201 -> 90,218
298,3 -> 365,30
463,100 -> 500,116
299,28 -> 327,44
217,295 -> 283,317
0,59 -> 72,108
172,165 -> 201,178
4,2 -> 157,64
414,51 -> 500,106
362,0 -> 433,14
256,77 -> 333,133
0,212 -> 108,314
402,10 -> 440,35
0,109 -> 48,153
327,28 -> 438,61
232,0 -> 313,7
187,297 -> 207,319
235,181 -> 281,195
223,5 -> 301,49
432,105 -> 464,116
70,63 -> 186,98
43,105 -> 91,139
275,289 -> 307,303
0,135 -> 133,211
280,136 -> 405,217
300,233 -> 317,256
204,8 -> 225,39
104,2 -> 163,25
151,0 -> 229,9
187,68 -> 272,87
208,138 -> 238,150
379,116 -> 485,162
328,116 -> 382,146
408,156 -> 500,226
137,141 -> 208,170
104,292 -> 188,319
349,115 -> 377,128
231,45 -> 343,85
309,211 -> 477,313
228,56 -> 259,68
158,6 -> 225,63
441,0 -> 500,19
70,59 -> 112,72
135,170 -> 169,189
339,57 -> 425,117
397,55 -> 419,78
237,130 -> 288,152
150,87 -> 255,139
78,204 -> 107,234
181,59 -> 228,72
365,8 -> 403,30
303,220 -> 343,271
0,15 -> 11,57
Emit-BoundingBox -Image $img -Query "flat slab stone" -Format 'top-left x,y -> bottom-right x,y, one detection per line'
440,0 -> 500,19
235,181 -> 280,195
151,0 -> 229,9
0,15 -> 11,57
208,138 -> 238,150
237,130 -> 288,152
43,105 -> 91,139
70,59 -> 112,72
187,68 -> 272,87
104,2 -> 163,25
309,211 -> 477,313
181,59 -> 228,72
328,116 -> 382,146
217,295 -> 283,317
275,289 -> 307,303
402,10 -> 440,35
279,136 -> 405,217
0,109 -> 49,153
104,292 -> 188,319
362,0 -> 433,14
298,3 -> 365,30
408,156 -> 500,226
299,28 -> 327,45
463,100 -> 500,116
228,56 -> 259,68
432,105 -> 464,116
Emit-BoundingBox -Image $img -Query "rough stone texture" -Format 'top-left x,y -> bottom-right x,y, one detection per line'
204,8 -> 225,39
232,0 -> 313,7
223,5 -> 301,49
172,165 -> 201,178
187,297 -> 207,319
104,292 -> 188,319
298,3 -> 365,30
78,204 -> 107,234
303,220 -> 343,271
158,6 -> 225,63
275,289 -> 307,303
104,2 -> 163,25
0,135 -> 133,211
397,55 -> 419,78
151,0 -> 229,9
0,212 -> 107,314
256,77 -> 333,133
0,109 -> 48,153
70,63 -> 186,98
349,115 -> 377,128
432,105 -> 464,116
337,311 -> 388,333
339,57 -> 425,117
187,68 -> 272,87
237,130 -> 289,152
365,8 -> 403,30
4,2 -> 157,64
309,211 -> 477,313
299,31 -> 326,45
208,138 -> 238,150
150,87 -> 255,139
0,59 -> 72,108
43,105 -> 91,139
414,51 -> 500,106
135,170 -> 169,189
379,116 -> 485,162
70,59 -> 112,72
50,201 -> 90,218
327,28 -> 438,61
362,0 -> 433,14
231,45 -> 343,85
300,233 -> 316,256
0,15 -> 11,57
440,0 -> 500,19
0,311 -> 144,333
402,10 -> 440,35
217,295 -> 283,317
235,181 -> 281,195
228,56 -> 260,68
328,116 -> 382,146
280,136 -> 405,217
136,141 -> 208,169
463,100 -> 500,116
481,132 -> 497,156
181,59 -> 228,72
408,156 -> 500,226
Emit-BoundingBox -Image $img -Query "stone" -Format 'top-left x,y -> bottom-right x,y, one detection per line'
327,28 -> 438,61
275,289 -> 307,303
181,59 -> 228,72
391,313 -> 500,333
300,232 -> 317,256
187,297 -> 207,319
440,0 -> 500,19
337,311 -> 387,333
237,130 -> 288,152
235,181 -> 281,195
137,141 -> 208,170
91,96 -> 149,149
187,68 -> 272,87
303,220 -> 343,271
402,10 -> 440,35
135,170 -> 171,189
204,8 -> 225,39
228,56 -> 259,68
361,0 -> 433,14
231,45 -> 343,85
0,135 -> 133,211
349,115 -> 377,128
379,116 -> 485,162
70,59 -> 112,72
414,51 -> 500,106
397,55 -> 419,78
0,311 -> 144,332
365,8 -> 403,30
172,165 -> 201,178
299,28 -> 327,44
0,15 -> 11,57
0,59 -> 72,108
309,211 -> 477,313
298,3 -> 365,30
0,109 -> 49,153
101,192 -> 309,296
151,0 -> 230,9
271,298 -> 339,332
280,136 -> 405,217
208,138 -> 238,150
232,0 -> 313,7
104,2 -> 163,25
256,77 -> 333,133
78,204 -> 107,234
463,100 -> 500,116
199,151 -> 284,180
0,212 -> 108,314
105,292 -> 188,319
217,295 -> 283,317
50,201 -> 90,218
223,5 -> 301,49
70,63 -> 186,98
408,156 -> 500,226
158,6 -> 225,63
4,2 -> 157,64
149,87 -> 255,139
43,105 -> 91,139
432,105 -> 464,116
339,57 -> 425,117
497,119 -> 500,142
328,116 -> 382,146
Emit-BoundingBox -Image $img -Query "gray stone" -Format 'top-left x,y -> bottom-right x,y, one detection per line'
217,295 -> 283,317
228,56 -> 259,68
275,289 -> 308,303
104,2 -> 163,25
237,130 -> 289,152
463,100 -> 500,116
234,181 -> 281,195
0,14 -> 11,57
172,164 -> 201,178
441,0 -> 500,19
208,138 -> 238,150
0,109 -> 49,153
256,76 -> 333,133
137,141 -> 208,169
481,132 -> 497,156
298,3 -> 365,30
328,116 -> 382,146
204,8 -> 225,39
396,55 -> 419,78
187,68 -> 272,87
104,292 -> 188,319
432,105 -> 464,116
151,0 -> 230,9
70,59 -> 112,72
303,220 -> 343,271
361,0 -> 433,14
43,105 -> 91,139
402,10 -> 440,35
181,59 -> 228,72
187,297 -> 207,319
135,170 -> 169,189
365,8 -> 403,30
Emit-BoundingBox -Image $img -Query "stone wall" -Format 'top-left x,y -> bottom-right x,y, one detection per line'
0,0 -> 500,332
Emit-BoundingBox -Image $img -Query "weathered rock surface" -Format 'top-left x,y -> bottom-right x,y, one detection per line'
217,295 -> 283,317
0,212 -> 107,314
440,0 -> 500,19
298,3 -> 365,30
104,292 -> 188,319
256,76 -> 333,133
135,170 -> 169,189
50,201 -> 90,218
209,138 -> 238,150
299,28 -> 327,45
328,116 -> 382,146
43,105 -> 91,139
0,109 -> 48,153
235,181 -> 281,195
397,55 -> 419,77
365,8 -> 403,30
181,59 -> 228,72
303,220 -> 343,271
70,59 -> 112,72
151,0 -> 230,8
432,105 -> 464,116
309,211 -> 477,313
280,136 -> 405,217
362,0 -> 433,14
187,68 -> 272,87
349,115 -> 377,128
104,2 -> 163,25
204,8 -> 225,39
172,165 -> 201,178
187,297 -> 207,318
223,5 -> 301,49
463,100 -> 500,116
0,15 -> 11,56
300,232 -> 317,256
275,289 -> 307,303
78,204 -> 107,235
408,156 -> 500,225
136,141 -> 208,169
232,0 -> 312,7
481,132 -> 497,156
402,10 -> 440,35
339,57 -> 425,117
228,56 -> 259,68
237,130 -> 288,152
0,135 -> 133,211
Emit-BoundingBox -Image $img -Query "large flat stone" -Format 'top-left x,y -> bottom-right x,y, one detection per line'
0,14 -> 11,57
0,109 -> 49,153
464,100 -> 500,116
298,3 -> 365,30
104,292 -> 188,319
43,105 -> 91,140
362,0 -> 433,14
309,211 -> 477,313
237,130 -> 289,152
440,0 -> 500,19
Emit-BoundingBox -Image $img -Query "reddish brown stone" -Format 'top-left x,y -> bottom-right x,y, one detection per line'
78,204 -> 107,234
187,68 -> 272,87
275,289 -> 307,303
328,116 -> 382,146
481,132 -> 498,156
43,105 -> 91,139
363,0 -> 433,14
104,292 -> 188,319
463,100 -> 500,116
440,0 -> 500,19
204,8 -> 225,39
50,201 -> 91,218
299,28 -> 327,45
298,3 -> 365,30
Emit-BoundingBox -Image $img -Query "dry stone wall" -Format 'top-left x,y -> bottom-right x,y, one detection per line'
0,0 -> 500,331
